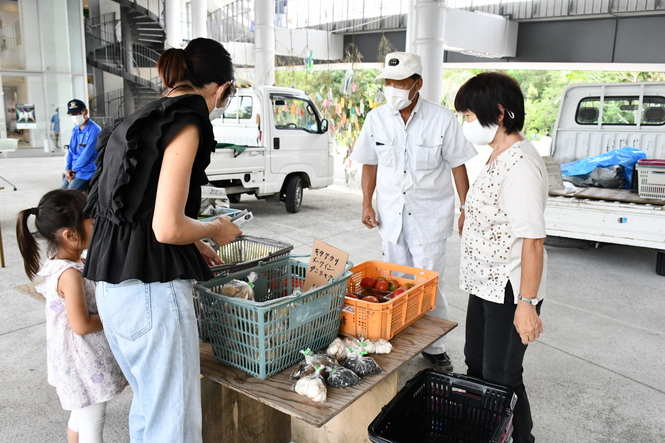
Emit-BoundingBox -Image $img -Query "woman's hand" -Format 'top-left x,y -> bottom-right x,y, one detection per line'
208,216 -> 242,248
195,240 -> 224,267
458,210 -> 465,236
514,303 -> 543,345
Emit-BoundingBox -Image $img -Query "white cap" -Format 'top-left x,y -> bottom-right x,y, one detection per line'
375,52 -> 423,81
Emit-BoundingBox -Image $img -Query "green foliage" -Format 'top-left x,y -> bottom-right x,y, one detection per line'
276,67 -> 665,144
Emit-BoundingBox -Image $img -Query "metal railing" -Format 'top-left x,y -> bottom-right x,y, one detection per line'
90,88 -> 126,123
115,0 -> 164,24
0,20 -> 21,52
210,0 -> 665,43
86,14 -> 162,90
443,0 -> 665,20
209,0 -> 254,43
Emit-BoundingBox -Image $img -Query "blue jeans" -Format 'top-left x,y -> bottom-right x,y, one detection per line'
61,176 -> 90,192
96,279 -> 202,443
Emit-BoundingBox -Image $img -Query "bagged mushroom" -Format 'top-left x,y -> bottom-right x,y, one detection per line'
326,337 -> 346,361
373,339 -> 393,354
343,349 -> 382,377
293,366 -> 327,403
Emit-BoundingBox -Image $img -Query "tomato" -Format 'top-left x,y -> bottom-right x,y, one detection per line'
375,281 -> 389,291
360,277 -> 376,289
388,280 -> 400,291
362,295 -> 379,303
392,288 -> 406,298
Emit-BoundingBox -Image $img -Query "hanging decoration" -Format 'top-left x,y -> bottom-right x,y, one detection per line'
305,50 -> 314,73
374,88 -> 385,105
341,69 -> 354,95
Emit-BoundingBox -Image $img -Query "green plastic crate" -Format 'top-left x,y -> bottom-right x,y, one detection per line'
195,256 -> 352,379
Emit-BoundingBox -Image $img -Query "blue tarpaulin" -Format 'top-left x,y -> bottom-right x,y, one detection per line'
560,146 -> 647,189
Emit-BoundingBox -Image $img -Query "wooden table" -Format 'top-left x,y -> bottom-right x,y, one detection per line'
200,316 -> 457,443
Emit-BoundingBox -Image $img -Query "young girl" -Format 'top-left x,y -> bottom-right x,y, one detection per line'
16,189 -> 127,443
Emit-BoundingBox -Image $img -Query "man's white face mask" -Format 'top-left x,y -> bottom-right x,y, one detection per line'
384,81 -> 418,111
71,114 -> 86,126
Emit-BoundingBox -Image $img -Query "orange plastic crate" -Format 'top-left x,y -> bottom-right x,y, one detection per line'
339,261 -> 438,341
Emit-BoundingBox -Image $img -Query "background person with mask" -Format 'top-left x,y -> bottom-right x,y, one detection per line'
62,99 -> 101,192
351,52 -> 476,371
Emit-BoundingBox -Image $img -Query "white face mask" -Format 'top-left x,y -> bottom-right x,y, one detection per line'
209,102 -> 228,121
209,86 -> 232,121
462,118 -> 500,146
71,115 -> 86,126
384,82 -> 417,111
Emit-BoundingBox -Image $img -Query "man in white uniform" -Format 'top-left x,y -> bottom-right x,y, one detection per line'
351,52 -> 476,370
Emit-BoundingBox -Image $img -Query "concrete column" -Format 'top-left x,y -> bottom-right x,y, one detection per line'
165,0 -> 183,48
405,0 -> 416,53
412,0 -> 445,104
191,0 -> 207,39
254,0 -> 276,86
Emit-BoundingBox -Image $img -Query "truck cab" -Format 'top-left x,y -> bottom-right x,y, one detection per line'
207,86 -> 333,213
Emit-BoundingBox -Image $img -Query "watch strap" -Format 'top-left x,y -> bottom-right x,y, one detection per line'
518,294 -> 540,305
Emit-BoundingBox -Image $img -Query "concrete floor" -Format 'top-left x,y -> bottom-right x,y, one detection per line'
1,152 -> 664,442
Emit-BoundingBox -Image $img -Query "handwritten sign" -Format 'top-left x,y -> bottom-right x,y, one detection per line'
302,239 -> 349,292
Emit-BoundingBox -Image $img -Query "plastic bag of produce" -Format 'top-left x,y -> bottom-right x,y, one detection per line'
343,350 -> 382,377
326,366 -> 362,388
220,272 -> 258,300
293,367 -> 327,403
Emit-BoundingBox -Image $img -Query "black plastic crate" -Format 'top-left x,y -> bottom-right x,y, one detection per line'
369,369 -> 517,443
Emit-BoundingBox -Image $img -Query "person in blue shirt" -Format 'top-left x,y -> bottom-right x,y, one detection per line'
50,108 -> 60,149
62,100 -> 101,192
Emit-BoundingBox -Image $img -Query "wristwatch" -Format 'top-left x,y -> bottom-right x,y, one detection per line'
517,294 -> 540,306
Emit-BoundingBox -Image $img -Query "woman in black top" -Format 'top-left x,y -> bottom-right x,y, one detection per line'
83,38 -> 242,443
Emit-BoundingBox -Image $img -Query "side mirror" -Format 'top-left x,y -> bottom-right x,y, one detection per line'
320,118 -> 329,134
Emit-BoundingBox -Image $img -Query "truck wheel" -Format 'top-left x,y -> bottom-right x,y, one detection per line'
228,194 -> 241,204
657,251 -> 665,276
544,235 -> 593,250
285,175 -> 303,213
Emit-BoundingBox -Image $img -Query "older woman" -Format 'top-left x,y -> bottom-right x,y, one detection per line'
455,72 -> 547,443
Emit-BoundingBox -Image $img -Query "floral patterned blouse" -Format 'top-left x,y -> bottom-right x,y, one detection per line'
36,259 -> 127,410
459,140 -> 548,304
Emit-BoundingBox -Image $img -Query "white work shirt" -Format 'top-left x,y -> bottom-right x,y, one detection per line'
459,140 -> 548,304
351,97 -> 476,245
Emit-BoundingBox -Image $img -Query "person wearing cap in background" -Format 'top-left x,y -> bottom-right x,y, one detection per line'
351,52 -> 477,371
61,99 -> 101,192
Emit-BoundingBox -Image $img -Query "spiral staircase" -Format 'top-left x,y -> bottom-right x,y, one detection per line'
86,0 -> 165,124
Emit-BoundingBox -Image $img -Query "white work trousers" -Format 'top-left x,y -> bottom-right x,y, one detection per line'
382,212 -> 449,354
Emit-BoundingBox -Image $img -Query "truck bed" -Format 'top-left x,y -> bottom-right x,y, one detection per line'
549,187 -> 665,206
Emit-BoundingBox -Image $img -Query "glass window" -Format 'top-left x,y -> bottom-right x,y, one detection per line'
223,96 -> 240,119
576,95 -> 665,126
239,96 -> 252,119
271,96 -> 319,133
642,96 -> 665,126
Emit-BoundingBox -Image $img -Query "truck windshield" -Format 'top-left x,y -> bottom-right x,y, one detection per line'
576,95 -> 665,126
271,96 -> 320,133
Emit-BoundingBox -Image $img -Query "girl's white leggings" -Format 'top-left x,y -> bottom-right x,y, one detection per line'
68,401 -> 107,443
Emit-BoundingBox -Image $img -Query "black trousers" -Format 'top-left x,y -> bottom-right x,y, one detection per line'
464,282 -> 542,443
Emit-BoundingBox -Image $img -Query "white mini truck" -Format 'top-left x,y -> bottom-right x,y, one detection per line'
207,86 -> 334,213
546,82 -> 665,275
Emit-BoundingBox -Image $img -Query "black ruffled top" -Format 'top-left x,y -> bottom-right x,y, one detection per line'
83,95 -> 215,284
